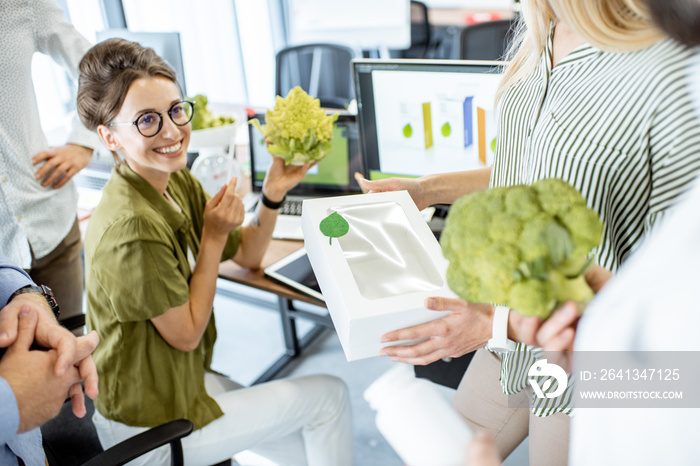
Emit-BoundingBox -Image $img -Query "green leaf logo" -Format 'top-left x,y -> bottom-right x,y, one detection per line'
441,122 -> 451,137
320,212 -> 349,245
402,123 -> 413,138
490,137 -> 497,153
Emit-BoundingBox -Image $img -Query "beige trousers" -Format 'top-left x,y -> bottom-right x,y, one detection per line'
28,218 -> 84,328
453,348 -> 570,466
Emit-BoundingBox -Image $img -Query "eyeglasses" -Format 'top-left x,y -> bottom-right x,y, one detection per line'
107,100 -> 195,137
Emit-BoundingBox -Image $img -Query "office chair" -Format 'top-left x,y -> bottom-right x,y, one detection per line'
401,1 -> 431,59
40,313 -> 200,466
275,43 -> 356,109
459,19 -> 517,61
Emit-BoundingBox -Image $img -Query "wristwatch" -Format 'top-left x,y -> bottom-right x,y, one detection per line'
8,284 -> 60,319
486,305 -> 516,352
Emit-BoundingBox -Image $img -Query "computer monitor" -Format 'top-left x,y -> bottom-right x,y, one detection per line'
96,29 -> 188,95
248,112 -> 363,196
286,0 -> 411,51
353,59 -> 503,180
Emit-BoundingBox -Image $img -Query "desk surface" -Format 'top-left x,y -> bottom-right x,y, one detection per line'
218,239 -> 325,307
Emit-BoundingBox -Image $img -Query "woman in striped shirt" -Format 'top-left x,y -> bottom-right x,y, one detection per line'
360,0 -> 700,464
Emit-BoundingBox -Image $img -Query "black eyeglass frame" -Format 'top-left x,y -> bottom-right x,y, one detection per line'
107,100 -> 195,138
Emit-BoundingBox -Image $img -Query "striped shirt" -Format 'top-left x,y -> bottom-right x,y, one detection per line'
491,31 -> 700,416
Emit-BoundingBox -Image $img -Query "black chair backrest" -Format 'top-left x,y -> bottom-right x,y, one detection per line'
275,43 -> 356,109
459,19 -> 517,61
404,1 -> 431,58
41,395 -> 104,466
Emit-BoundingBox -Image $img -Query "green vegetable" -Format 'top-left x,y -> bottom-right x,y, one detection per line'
440,178 -> 603,319
320,212 -> 349,245
188,94 -> 236,130
249,87 -> 338,165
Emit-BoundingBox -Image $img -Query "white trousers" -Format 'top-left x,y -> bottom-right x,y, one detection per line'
93,372 -> 353,466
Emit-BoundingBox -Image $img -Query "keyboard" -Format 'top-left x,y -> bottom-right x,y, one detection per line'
279,198 -> 304,216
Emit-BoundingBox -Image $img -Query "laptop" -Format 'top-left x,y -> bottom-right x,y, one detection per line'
245,112 -> 363,239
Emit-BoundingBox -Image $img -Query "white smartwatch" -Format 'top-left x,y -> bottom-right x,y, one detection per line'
487,305 -> 516,352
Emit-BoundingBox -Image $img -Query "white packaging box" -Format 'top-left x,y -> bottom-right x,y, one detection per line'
302,191 -> 456,361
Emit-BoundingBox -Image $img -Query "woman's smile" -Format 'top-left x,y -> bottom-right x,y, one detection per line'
153,140 -> 184,157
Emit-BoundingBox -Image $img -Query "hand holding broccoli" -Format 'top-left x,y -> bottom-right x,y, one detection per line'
250,87 -> 338,165
440,178 -> 604,319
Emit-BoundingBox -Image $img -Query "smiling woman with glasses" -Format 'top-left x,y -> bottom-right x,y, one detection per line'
75,38 -> 354,466
106,100 -> 194,137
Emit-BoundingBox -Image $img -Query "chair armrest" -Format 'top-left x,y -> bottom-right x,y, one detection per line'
82,419 -> 194,466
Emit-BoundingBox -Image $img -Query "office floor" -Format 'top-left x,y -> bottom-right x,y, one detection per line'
210,278 -> 529,466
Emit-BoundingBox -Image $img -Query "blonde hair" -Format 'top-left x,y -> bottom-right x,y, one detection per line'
495,0 -> 666,103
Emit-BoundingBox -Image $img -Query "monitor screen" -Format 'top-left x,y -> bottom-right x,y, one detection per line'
248,113 -> 363,196
96,29 -> 188,95
353,59 -> 503,180
286,0 -> 411,50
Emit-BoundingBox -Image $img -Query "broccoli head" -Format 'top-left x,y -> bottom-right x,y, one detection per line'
440,178 -> 604,319
508,279 -> 555,318
532,178 -> 586,216
188,94 -> 236,131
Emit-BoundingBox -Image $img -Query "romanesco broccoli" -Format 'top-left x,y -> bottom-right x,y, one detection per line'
188,94 -> 236,130
249,87 -> 338,165
440,178 -> 604,319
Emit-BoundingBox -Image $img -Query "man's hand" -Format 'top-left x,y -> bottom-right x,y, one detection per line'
378,297 -> 494,365
32,143 -> 93,189
0,292 -> 100,416
0,307 -> 81,432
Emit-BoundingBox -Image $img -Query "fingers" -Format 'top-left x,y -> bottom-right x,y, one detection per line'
355,173 -> 373,194
545,327 -> 575,352
220,176 -> 239,208
68,382 -> 87,418
79,353 -> 99,400
52,166 -> 78,189
380,339 -> 447,365
584,265 -> 613,293
33,149 -> 60,184
381,320 -> 437,343
425,296 -> 466,312
10,306 -> 38,352
536,301 -> 578,349
510,312 -> 543,347
354,172 -> 369,193
31,149 -> 53,165
227,175 -> 239,193
0,305 -> 19,349
75,331 -> 99,400
41,163 -> 69,188
208,183 -> 227,206
35,318 -> 77,376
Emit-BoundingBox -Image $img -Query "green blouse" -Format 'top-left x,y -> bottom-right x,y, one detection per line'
84,163 -> 241,429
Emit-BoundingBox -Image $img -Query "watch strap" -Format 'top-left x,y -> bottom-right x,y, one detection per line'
8,284 -> 60,319
261,192 -> 285,210
487,305 -> 516,352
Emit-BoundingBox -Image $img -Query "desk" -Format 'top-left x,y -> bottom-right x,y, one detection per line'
218,239 -> 334,384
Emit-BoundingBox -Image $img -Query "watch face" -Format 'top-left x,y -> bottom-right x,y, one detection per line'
39,285 -> 60,318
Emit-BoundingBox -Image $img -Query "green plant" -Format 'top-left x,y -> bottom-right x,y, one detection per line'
440,178 -> 603,319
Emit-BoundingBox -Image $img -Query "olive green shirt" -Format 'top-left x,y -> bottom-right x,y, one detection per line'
84,163 -> 241,429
